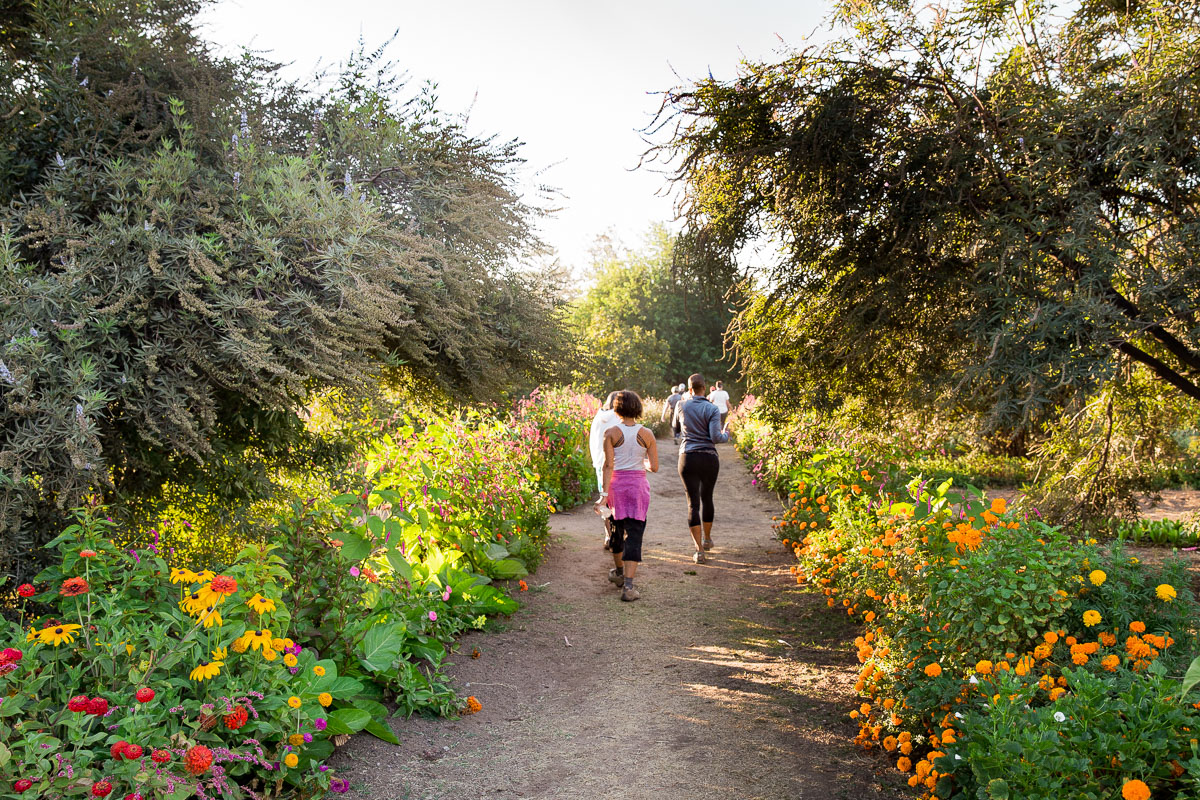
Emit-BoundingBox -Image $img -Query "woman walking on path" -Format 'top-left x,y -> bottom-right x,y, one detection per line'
674,373 -> 729,564
598,390 -> 659,602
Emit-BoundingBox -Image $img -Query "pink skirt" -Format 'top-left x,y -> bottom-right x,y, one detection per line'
611,470 -> 650,521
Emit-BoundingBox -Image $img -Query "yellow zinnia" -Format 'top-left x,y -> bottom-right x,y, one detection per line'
190,660 -> 223,681
262,646 -> 278,662
318,692 -> 332,707
283,653 -> 298,667
289,734 -> 305,747
313,665 -> 326,677
247,593 -> 277,614
271,637 -> 290,652
287,696 -> 302,709
36,623 -> 82,647
283,753 -> 299,768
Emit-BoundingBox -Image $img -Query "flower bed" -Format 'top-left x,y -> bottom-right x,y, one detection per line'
737,412 -> 1200,800
0,389 -> 595,799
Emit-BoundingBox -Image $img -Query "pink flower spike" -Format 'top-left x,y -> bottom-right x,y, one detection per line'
428,611 -> 437,622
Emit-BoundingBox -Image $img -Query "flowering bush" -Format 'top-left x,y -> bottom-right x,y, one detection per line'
0,388 -> 597,798
739,412 -> 1200,799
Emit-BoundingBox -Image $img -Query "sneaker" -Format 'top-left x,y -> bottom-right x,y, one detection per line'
702,536 -> 713,551
608,568 -> 624,586
693,551 -> 707,565
621,586 -> 640,602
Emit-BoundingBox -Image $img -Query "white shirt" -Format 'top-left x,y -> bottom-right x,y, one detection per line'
709,389 -> 730,413
589,408 -> 619,470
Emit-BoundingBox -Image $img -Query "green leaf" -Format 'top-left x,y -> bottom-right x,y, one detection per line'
330,707 -> 372,732
484,542 -> 510,561
331,493 -> 360,507
1181,656 -> 1200,698
367,516 -> 385,538
0,742 -> 10,768
988,779 -> 1010,800
489,558 -> 528,579
340,532 -> 372,562
357,623 -> 404,673
365,718 -> 401,745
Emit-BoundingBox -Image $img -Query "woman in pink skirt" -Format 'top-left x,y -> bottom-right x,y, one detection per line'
598,390 -> 659,601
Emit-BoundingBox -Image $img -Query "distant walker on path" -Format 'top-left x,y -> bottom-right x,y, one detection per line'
598,390 -> 659,602
674,373 -> 729,563
709,381 -> 731,426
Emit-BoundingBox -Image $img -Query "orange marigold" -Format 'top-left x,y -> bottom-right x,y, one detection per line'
464,696 -> 482,715
1121,779 -> 1150,800
924,662 -> 943,678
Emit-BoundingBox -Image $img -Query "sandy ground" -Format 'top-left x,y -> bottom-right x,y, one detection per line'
332,441 -> 908,800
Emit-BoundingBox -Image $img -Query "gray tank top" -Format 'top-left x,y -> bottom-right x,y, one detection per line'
612,422 -> 646,472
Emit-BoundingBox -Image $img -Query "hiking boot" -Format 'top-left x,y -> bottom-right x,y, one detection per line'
693,551 -> 707,565
621,586 -> 640,602
608,568 -> 624,586
702,536 -> 713,551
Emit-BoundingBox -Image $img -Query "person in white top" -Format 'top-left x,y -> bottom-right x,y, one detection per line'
709,380 -> 731,426
589,392 -> 620,548
597,390 -> 659,602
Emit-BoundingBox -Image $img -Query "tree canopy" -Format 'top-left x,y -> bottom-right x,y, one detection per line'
0,0 -> 571,577
656,0 -> 1200,442
569,227 -> 739,398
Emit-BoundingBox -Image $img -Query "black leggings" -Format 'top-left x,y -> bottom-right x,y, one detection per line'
678,451 -> 720,527
608,517 -> 645,562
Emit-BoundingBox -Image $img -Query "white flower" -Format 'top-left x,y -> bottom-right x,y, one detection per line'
79,77 -> 88,87
968,675 -> 978,685
343,171 -> 352,197
1053,711 -> 1066,723
954,712 -> 964,719
56,153 -> 65,168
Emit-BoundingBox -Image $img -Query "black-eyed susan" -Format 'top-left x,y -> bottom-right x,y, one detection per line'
212,646 -> 228,661
194,569 -> 216,583
190,660 -> 223,682
180,591 -> 207,617
287,695 -> 302,709
37,623 -> 82,647
198,606 -> 223,629
235,629 -> 273,652
247,593 -> 277,614
170,568 -> 198,585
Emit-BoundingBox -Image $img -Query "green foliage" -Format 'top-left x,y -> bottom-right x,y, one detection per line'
0,1 -> 572,583
1112,518 -> 1200,546
660,0 -> 1200,441
569,226 -> 739,396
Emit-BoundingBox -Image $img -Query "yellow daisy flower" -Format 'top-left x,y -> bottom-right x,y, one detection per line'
37,623 -> 82,647
212,646 -> 228,661
199,606 -> 223,629
180,591 -> 207,616
190,660 -> 223,681
247,593 -> 277,614
170,567 -> 199,585
235,629 -> 273,652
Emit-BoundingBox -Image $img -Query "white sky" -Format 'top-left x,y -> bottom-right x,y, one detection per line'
198,0 -> 833,281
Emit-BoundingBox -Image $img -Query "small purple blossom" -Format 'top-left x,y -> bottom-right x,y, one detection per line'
314,717 -> 327,731
330,779 -> 350,793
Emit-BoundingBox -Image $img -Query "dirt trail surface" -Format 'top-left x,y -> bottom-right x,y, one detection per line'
334,442 -> 907,799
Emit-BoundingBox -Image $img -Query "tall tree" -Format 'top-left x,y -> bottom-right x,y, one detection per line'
570,226 -> 739,396
656,0 -> 1200,441
0,0 -> 571,579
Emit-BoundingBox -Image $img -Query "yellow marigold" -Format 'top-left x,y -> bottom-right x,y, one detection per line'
318,693 -> 333,708
1082,610 -> 1102,627
1121,779 -> 1150,800
923,662 -> 943,678
1049,687 -> 1066,701
287,696 -> 301,709
1088,569 -> 1106,586
284,753 -> 299,768
1156,584 -> 1177,602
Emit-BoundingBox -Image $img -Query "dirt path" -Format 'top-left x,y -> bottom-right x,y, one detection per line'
334,442 -> 907,799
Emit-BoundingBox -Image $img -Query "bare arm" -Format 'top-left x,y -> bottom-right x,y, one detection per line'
639,428 -> 659,473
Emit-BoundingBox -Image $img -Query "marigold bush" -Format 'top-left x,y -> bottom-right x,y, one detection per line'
740,411 -> 1200,799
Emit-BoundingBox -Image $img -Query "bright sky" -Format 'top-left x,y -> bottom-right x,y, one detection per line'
198,0 -> 834,280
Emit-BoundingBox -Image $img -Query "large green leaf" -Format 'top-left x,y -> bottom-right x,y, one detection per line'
385,548 -> 414,582
331,707 -> 372,732
357,623 -> 405,673
340,532 -> 372,562
365,719 -> 401,745
1181,656 -> 1200,698
489,557 -> 528,579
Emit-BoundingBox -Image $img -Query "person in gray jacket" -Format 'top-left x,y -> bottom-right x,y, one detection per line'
673,373 -> 729,564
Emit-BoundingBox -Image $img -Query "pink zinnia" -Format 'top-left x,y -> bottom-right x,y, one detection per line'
428,611 -> 437,622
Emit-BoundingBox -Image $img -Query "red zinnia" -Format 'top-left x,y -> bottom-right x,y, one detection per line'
223,706 -> 248,730
184,745 -> 213,775
122,744 -> 143,760
124,794 -> 144,800
150,750 -> 171,764
135,687 -> 155,703
0,647 -> 21,663
60,577 -> 90,597
17,584 -> 35,598
210,575 -> 237,595
86,697 -> 109,716
68,695 -> 91,712
110,741 -> 128,759
80,549 -> 98,558
13,779 -> 33,792
92,781 -> 113,797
